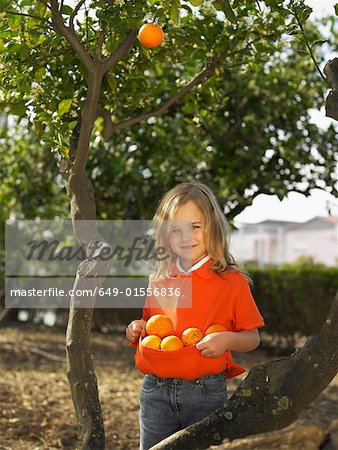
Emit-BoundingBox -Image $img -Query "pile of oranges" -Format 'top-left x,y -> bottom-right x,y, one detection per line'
141,314 -> 226,351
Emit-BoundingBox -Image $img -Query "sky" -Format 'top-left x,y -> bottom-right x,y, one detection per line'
234,0 -> 337,226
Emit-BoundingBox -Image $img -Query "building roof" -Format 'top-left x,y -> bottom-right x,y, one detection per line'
237,215 -> 337,231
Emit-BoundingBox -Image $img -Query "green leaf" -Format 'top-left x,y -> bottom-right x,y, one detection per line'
299,5 -> 312,22
286,24 -> 299,35
34,120 -> 45,136
68,121 -> 78,130
213,0 -> 224,11
310,39 -> 328,49
181,103 -> 195,114
106,73 -> 117,92
335,3 -> 338,16
223,0 -> 237,24
140,45 -> 152,60
170,0 -> 180,25
126,17 -> 142,28
57,98 -> 73,116
61,5 -> 73,15
0,0 -> 8,12
297,49 -> 308,56
9,103 -> 26,116
189,0 -> 204,6
35,68 -> 45,83
96,12 -> 111,21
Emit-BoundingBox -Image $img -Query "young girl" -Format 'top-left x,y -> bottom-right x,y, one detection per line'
126,182 -> 264,450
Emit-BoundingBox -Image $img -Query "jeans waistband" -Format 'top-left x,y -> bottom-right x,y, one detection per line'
148,370 -> 226,385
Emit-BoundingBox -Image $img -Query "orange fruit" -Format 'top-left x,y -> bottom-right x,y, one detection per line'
181,327 -> 203,346
204,323 -> 227,335
146,314 -> 174,338
138,22 -> 164,49
161,335 -> 184,351
142,335 -> 162,349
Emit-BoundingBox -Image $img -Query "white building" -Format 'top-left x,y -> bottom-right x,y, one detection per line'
231,216 -> 338,267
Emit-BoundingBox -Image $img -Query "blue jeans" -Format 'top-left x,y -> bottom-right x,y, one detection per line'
139,371 -> 227,450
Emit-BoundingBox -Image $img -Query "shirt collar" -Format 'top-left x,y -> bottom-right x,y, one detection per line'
176,255 -> 211,274
171,255 -> 218,280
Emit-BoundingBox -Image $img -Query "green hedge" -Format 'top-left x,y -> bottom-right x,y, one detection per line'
91,268 -> 338,343
3,268 -> 337,352
249,268 -> 338,344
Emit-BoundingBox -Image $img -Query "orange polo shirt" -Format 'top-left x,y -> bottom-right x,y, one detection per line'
131,258 -> 264,380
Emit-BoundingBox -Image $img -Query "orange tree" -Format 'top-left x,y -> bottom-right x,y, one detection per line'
0,1 -> 337,448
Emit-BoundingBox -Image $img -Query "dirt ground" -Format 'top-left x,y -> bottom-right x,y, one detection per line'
0,324 -> 337,450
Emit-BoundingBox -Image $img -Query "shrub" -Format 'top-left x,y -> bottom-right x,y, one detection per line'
249,267 -> 338,351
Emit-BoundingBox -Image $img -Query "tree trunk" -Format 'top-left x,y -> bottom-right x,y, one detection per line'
324,57 -> 338,120
151,291 -> 338,449
62,167 -> 111,450
66,262 -> 109,450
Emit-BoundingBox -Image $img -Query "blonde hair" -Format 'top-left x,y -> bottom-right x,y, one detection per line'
148,182 -> 249,280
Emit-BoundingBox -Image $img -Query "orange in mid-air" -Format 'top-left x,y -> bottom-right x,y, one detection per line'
161,335 -> 184,351
181,327 -> 203,346
204,323 -> 227,335
138,22 -> 164,49
146,314 -> 174,338
141,335 -> 162,349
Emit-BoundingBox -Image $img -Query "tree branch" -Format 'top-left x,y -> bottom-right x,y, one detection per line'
2,9 -> 46,21
69,0 -> 86,32
49,0 -> 93,74
101,34 -> 279,138
291,7 -> 327,84
102,29 -> 137,73
324,58 -> 338,121
151,291 -> 338,449
94,0 -> 114,61
74,71 -> 105,173
105,58 -> 219,136
225,188 -> 270,221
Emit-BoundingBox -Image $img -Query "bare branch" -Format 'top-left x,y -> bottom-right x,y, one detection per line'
102,29 -> 137,73
69,0 -> 86,31
49,0 -> 93,74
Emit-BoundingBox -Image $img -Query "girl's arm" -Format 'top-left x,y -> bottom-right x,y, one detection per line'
196,329 -> 260,358
224,328 -> 260,352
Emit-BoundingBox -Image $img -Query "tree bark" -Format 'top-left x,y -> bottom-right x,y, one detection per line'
324,58 -> 338,121
62,168 -> 111,450
151,290 -> 338,449
66,254 -> 110,450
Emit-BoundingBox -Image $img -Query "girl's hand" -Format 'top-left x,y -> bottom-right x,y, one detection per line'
195,332 -> 229,358
126,319 -> 147,343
